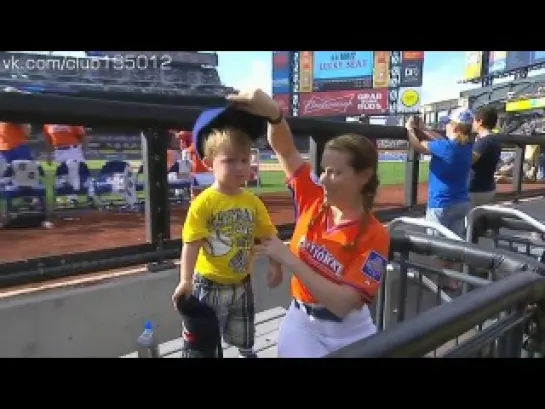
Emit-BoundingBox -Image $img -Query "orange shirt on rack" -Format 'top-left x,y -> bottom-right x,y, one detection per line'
43,124 -> 85,147
287,163 -> 390,305
0,123 -> 27,151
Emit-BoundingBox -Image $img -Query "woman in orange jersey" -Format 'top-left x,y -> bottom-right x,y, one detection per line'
228,90 -> 389,358
43,124 -> 86,165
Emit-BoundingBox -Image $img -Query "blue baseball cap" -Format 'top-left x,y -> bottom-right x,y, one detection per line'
439,107 -> 474,125
192,105 -> 268,160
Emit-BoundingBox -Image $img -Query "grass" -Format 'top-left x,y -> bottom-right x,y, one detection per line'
37,159 -> 429,207
257,161 -> 430,191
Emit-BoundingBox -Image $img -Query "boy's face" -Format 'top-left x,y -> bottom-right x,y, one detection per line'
207,143 -> 251,188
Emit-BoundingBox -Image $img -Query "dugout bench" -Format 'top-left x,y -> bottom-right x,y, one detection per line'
120,307 -> 286,358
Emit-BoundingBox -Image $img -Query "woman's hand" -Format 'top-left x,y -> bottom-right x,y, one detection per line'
254,236 -> 293,266
226,89 -> 281,121
405,115 -> 422,131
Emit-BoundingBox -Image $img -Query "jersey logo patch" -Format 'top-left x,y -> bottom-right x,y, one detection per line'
361,251 -> 387,282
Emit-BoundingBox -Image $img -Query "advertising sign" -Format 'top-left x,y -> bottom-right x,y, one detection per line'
299,51 -> 314,93
373,51 -> 390,88
273,94 -> 291,116
396,87 -> 421,113
505,97 -> 545,112
534,51 -> 545,63
272,51 -> 291,95
400,60 -> 423,87
488,51 -> 545,74
402,51 -> 424,61
298,89 -> 388,117
488,51 -> 507,74
310,51 -> 374,92
313,51 -> 374,79
463,51 -> 483,81
506,51 -> 532,72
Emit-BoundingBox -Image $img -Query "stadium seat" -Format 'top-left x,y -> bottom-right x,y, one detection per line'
0,159 -> 46,213
93,160 -> 138,210
52,160 -> 94,208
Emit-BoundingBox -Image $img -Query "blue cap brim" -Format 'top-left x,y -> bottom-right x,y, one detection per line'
192,105 -> 268,160
439,116 -> 450,125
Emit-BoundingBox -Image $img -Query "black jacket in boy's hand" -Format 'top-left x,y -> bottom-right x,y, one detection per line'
176,295 -> 223,358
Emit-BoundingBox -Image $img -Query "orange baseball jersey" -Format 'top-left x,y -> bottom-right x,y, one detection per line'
287,163 -> 390,305
0,122 -> 27,151
187,144 -> 209,173
177,131 -> 209,174
167,149 -> 180,169
43,124 -> 85,147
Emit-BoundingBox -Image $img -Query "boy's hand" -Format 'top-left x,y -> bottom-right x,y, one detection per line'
172,279 -> 193,310
267,259 -> 283,288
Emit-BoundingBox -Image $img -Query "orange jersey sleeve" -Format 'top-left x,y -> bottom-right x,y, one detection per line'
0,123 -> 27,150
43,124 -> 83,147
73,126 -> 86,139
287,162 -> 324,216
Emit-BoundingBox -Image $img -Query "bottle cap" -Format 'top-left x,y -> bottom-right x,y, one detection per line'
144,321 -> 153,331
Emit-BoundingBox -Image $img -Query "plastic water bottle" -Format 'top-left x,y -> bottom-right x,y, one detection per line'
137,321 -> 160,358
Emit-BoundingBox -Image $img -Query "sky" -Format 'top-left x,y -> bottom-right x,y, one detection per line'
17,51 -> 544,104
216,51 -> 475,104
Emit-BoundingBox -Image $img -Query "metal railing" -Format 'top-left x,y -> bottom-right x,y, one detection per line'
328,271 -> 545,358
330,229 -> 545,358
377,217 -> 465,330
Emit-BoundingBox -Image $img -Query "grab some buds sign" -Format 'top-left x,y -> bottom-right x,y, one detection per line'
298,89 -> 388,117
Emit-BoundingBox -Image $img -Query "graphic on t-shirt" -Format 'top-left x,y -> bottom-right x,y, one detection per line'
203,208 -> 256,274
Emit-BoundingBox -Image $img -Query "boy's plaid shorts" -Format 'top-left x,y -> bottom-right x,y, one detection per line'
187,273 -> 255,350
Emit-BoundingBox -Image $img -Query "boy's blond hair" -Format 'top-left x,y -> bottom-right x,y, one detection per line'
203,127 -> 253,159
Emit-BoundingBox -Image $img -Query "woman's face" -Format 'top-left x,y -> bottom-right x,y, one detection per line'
319,148 -> 371,208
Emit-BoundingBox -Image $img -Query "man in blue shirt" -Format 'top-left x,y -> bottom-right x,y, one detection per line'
469,107 -> 501,206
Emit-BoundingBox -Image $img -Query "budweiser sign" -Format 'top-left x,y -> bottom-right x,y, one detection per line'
299,89 -> 388,117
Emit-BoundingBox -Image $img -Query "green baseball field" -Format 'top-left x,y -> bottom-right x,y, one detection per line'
39,159 -> 429,198
37,159 -> 430,207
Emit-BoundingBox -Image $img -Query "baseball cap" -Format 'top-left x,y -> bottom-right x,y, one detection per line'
439,107 -> 474,125
192,105 -> 268,160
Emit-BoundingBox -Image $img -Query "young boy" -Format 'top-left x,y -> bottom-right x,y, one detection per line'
172,108 -> 283,358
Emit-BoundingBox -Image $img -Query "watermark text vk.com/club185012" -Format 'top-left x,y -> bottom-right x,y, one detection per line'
1,54 -> 173,73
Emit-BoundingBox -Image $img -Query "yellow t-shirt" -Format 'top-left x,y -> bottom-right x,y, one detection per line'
182,187 -> 278,285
